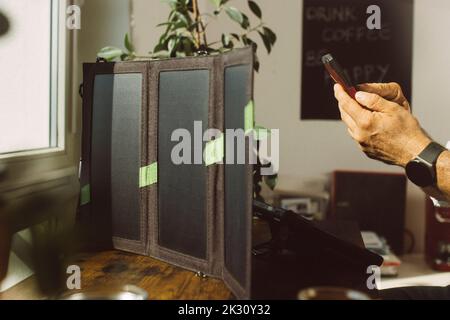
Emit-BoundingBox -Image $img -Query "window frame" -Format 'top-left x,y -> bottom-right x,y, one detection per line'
0,0 -> 65,159
0,0 -> 79,190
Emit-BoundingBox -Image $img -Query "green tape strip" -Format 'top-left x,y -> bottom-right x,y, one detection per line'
244,100 -> 255,134
204,134 -> 224,166
80,184 -> 91,206
140,162 -> 158,188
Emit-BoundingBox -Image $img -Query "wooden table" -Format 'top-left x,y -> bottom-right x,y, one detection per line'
0,250 -> 233,300
1,218 -> 273,300
1,219 -> 374,300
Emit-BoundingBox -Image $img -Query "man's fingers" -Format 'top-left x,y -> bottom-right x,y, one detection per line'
334,84 -> 369,123
354,91 -> 397,112
339,106 -> 357,133
357,82 -> 402,100
358,82 -> 410,110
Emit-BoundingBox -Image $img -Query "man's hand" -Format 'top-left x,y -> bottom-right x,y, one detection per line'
334,82 -> 431,167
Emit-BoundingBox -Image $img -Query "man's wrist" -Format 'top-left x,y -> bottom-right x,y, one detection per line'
401,134 -> 432,167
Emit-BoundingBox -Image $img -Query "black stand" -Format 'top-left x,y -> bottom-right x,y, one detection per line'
251,200 -> 383,299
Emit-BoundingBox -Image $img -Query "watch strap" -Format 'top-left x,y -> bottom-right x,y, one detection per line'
418,142 -> 447,165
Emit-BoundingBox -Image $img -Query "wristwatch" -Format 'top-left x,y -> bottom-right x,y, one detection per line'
405,142 -> 447,187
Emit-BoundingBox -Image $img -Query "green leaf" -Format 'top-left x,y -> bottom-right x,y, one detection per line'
156,22 -> 173,27
241,35 -> 248,45
181,37 -> 194,55
241,13 -> 250,29
225,6 -> 244,25
158,32 -> 168,45
175,27 -> 189,37
244,37 -> 257,51
167,36 -> 180,57
263,26 -> 277,45
258,31 -> 272,54
253,53 -> 260,72
248,0 -> 262,19
187,21 -> 200,32
151,50 -> 170,59
221,33 -> 232,48
120,53 -> 130,61
97,47 -> 124,61
153,44 -> 165,53
174,12 -> 189,28
168,38 -> 177,54
124,33 -> 135,53
230,33 -> 240,41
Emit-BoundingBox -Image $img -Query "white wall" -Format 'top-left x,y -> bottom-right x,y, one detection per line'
131,0 -> 450,253
74,0 -> 130,136
77,0 -> 130,69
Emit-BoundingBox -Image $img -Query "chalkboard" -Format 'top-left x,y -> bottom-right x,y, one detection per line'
301,0 -> 413,120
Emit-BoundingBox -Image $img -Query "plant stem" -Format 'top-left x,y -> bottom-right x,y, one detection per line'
192,0 -> 202,49
199,20 -> 208,50
244,22 -> 265,36
191,0 -> 208,50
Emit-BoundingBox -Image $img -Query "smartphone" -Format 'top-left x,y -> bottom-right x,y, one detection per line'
322,54 -> 357,99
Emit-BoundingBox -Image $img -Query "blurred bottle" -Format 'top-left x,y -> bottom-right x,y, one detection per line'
426,199 -> 450,271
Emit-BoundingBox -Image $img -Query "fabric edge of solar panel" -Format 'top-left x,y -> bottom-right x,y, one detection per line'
220,47 -> 254,300
79,61 -> 149,255
147,55 -> 219,277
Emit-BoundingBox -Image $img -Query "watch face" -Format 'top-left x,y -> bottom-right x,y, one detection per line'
406,160 -> 433,187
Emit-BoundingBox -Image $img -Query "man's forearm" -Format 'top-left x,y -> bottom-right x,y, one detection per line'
423,150 -> 450,202
436,150 -> 450,200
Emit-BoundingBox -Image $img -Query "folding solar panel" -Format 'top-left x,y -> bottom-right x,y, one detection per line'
79,48 -> 254,299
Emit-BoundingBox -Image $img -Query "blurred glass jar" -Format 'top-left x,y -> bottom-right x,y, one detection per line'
298,287 -> 371,300
60,285 -> 148,300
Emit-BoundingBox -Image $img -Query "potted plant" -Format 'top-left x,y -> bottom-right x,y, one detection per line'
98,0 -> 276,72
97,0 -> 278,199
